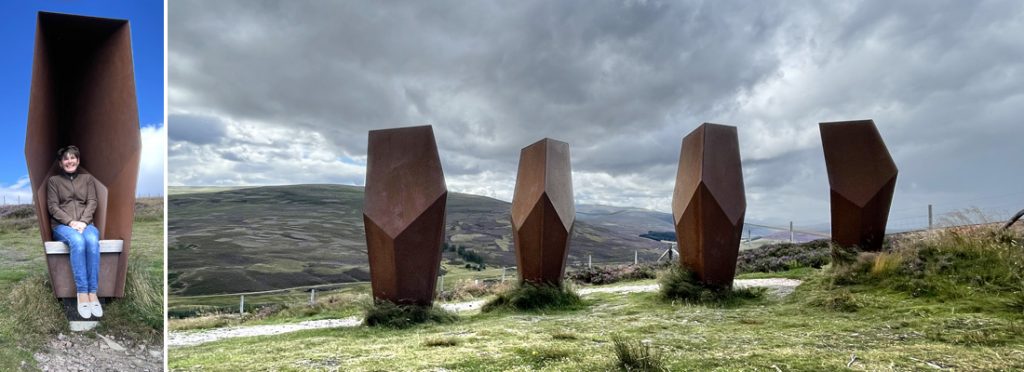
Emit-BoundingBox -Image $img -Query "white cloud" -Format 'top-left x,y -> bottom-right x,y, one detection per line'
0,176 -> 33,206
138,124 -> 166,197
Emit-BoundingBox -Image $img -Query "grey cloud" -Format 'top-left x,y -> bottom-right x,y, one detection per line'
168,113 -> 228,145
169,0 -> 1024,225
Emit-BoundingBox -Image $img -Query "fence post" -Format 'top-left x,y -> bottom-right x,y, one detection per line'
588,255 -> 592,268
928,204 -> 933,230
239,295 -> 245,315
789,221 -> 794,243
310,289 -> 316,305
634,250 -> 638,265
501,267 -> 506,282
439,275 -> 444,293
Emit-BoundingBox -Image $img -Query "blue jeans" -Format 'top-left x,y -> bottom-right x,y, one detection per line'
52,224 -> 100,294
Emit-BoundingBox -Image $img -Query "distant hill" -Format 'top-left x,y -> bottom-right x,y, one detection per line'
168,185 -> 669,296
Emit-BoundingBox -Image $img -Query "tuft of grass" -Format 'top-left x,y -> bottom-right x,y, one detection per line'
362,300 -> 458,329
5,272 -> 66,346
611,335 -> 665,372
99,257 -> 164,342
423,336 -> 460,347
657,266 -> 765,305
481,282 -> 585,312
809,288 -> 862,312
551,330 -> 579,340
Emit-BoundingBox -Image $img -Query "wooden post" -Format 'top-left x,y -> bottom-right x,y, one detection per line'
588,255 -> 592,268
789,221 -> 794,243
239,295 -> 245,315
501,267 -> 506,283
928,204 -> 933,230
634,250 -> 638,265
310,289 -> 316,305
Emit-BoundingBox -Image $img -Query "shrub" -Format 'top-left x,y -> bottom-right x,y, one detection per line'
611,335 -> 665,372
362,300 -> 457,329
568,262 -> 666,285
736,239 -> 831,274
482,282 -> 585,312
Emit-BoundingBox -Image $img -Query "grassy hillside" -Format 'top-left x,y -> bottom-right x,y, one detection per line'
169,226 -> 1024,370
0,198 -> 164,370
168,184 -> 668,297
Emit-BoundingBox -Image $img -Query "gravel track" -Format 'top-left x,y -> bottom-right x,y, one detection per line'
169,278 -> 802,348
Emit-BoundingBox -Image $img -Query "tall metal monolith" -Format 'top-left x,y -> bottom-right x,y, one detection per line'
25,12 -> 141,298
672,123 -> 746,287
511,138 -> 574,286
820,120 -> 897,251
363,125 -> 447,306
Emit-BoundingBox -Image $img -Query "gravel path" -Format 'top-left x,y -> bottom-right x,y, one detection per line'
32,332 -> 162,372
168,278 -> 802,348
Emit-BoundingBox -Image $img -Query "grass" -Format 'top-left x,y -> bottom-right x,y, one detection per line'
169,226 -> 1024,370
0,199 -> 163,369
735,266 -> 818,280
658,266 -> 766,306
482,282 -> 586,313
362,300 -> 459,329
612,335 -> 666,372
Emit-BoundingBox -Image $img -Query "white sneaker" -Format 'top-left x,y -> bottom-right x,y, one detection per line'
77,298 -> 92,319
90,301 -> 103,318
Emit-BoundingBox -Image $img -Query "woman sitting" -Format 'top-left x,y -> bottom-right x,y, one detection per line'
46,145 -> 103,319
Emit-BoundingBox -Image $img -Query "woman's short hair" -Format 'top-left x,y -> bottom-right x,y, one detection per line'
57,145 -> 80,160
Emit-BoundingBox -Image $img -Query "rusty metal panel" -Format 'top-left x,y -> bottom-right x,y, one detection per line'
25,12 -> 141,298
820,120 -> 898,251
511,138 -> 574,286
363,125 -> 447,306
672,123 -> 746,287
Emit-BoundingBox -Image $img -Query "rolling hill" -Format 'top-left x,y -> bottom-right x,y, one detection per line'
169,185 -> 671,296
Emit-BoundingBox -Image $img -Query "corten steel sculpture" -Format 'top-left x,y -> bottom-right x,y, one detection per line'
672,123 -> 746,287
820,120 -> 898,251
25,12 -> 141,298
511,138 -> 575,286
363,125 -> 447,306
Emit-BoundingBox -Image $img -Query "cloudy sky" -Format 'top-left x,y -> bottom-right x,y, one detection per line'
169,0 -> 1024,231
0,0 -> 165,203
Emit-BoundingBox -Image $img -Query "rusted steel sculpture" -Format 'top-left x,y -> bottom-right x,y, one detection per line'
820,120 -> 898,251
672,123 -> 746,287
511,138 -> 575,286
25,12 -> 140,298
363,125 -> 448,306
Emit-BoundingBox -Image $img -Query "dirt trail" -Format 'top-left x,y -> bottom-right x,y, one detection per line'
168,278 -> 802,348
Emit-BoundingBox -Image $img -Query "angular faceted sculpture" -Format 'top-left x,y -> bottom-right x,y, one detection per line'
820,120 -> 898,251
25,12 -> 141,298
672,123 -> 746,287
363,125 -> 447,306
511,138 -> 575,286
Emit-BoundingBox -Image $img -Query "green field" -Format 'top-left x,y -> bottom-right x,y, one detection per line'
168,226 -> 1024,370
0,199 -> 164,370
